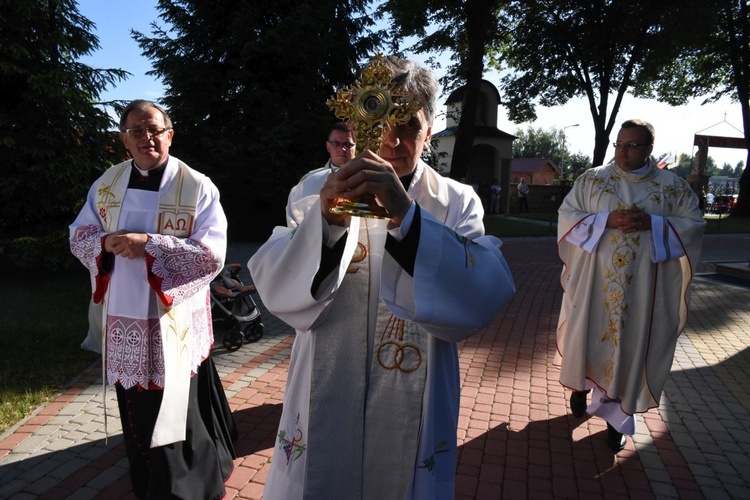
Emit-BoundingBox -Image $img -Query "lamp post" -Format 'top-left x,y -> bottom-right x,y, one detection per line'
561,123 -> 579,180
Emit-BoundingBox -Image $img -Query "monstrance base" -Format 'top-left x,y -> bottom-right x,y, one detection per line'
329,197 -> 391,219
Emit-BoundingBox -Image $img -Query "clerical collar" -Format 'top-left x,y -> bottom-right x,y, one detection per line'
128,159 -> 168,191
630,162 -> 650,176
400,171 -> 415,191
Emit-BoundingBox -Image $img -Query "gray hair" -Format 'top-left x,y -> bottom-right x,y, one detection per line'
119,99 -> 173,131
383,56 -> 438,125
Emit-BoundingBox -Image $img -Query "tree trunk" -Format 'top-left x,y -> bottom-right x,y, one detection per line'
733,106 -> 750,216
732,0 -> 750,216
449,66 -> 483,181
448,0 -> 494,181
591,119 -> 611,167
736,152 -> 750,217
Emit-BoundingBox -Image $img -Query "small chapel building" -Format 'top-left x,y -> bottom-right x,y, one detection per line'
431,80 -> 516,213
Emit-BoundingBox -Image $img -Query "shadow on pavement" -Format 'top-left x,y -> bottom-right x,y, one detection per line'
232,403 -> 282,459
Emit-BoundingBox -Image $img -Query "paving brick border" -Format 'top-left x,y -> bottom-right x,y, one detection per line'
1,235 -> 748,499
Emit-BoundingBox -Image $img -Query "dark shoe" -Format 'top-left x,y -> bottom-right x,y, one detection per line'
570,390 -> 589,418
606,423 -> 626,452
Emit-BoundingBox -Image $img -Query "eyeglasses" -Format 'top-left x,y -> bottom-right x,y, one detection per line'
328,140 -> 356,149
613,142 -> 651,150
123,126 -> 171,139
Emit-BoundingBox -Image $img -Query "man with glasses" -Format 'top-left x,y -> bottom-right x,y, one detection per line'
325,121 -> 356,169
69,100 -> 236,498
554,119 -> 705,453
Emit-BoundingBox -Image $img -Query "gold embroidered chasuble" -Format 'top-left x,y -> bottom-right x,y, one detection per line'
555,160 -> 705,415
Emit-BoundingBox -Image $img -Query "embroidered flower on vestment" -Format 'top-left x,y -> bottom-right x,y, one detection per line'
613,251 -> 628,269
608,288 -> 624,304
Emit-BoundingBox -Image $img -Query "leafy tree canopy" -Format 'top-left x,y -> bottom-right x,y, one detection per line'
512,126 -> 565,162
719,163 -> 735,176
496,0 -> 716,167
666,154 -> 717,179
0,0 -> 128,234
512,126 -> 591,180
566,152 -> 594,181
635,0 -> 750,216
378,0 -> 507,92
133,0 -> 381,237
734,161 -> 745,178
378,0 -> 510,180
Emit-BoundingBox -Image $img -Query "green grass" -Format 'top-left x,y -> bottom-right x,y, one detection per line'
1,211 -> 749,435
0,268 -> 97,434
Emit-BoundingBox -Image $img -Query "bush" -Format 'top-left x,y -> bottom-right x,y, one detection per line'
1,227 -> 77,272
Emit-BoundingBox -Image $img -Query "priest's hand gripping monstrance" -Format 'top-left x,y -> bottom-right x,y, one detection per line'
326,53 -> 422,219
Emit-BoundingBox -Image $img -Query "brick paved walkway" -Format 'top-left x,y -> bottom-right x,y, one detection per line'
1,234 -> 748,499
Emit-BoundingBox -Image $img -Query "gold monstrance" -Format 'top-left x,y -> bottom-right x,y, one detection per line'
326,53 -> 422,219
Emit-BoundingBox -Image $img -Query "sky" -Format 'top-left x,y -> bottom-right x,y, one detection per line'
77,0 -> 747,169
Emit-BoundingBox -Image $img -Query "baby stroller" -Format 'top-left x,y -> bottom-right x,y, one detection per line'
210,263 -> 263,351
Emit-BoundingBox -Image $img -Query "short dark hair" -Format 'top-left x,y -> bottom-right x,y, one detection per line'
621,119 -> 655,144
119,99 -> 173,131
328,121 -> 351,139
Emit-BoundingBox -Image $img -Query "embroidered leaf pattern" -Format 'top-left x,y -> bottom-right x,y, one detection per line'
417,440 -> 450,475
97,181 -> 118,202
96,181 -> 121,227
599,231 -> 640,382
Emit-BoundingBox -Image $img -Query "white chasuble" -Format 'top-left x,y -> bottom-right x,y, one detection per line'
555,160 -> 705,421
249,160 -> 515,500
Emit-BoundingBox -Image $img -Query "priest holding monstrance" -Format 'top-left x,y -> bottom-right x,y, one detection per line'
248,55 -> 516,499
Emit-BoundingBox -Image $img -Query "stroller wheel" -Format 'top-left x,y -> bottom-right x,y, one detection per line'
243,322 -> 264,343
223,330 -> 244,352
